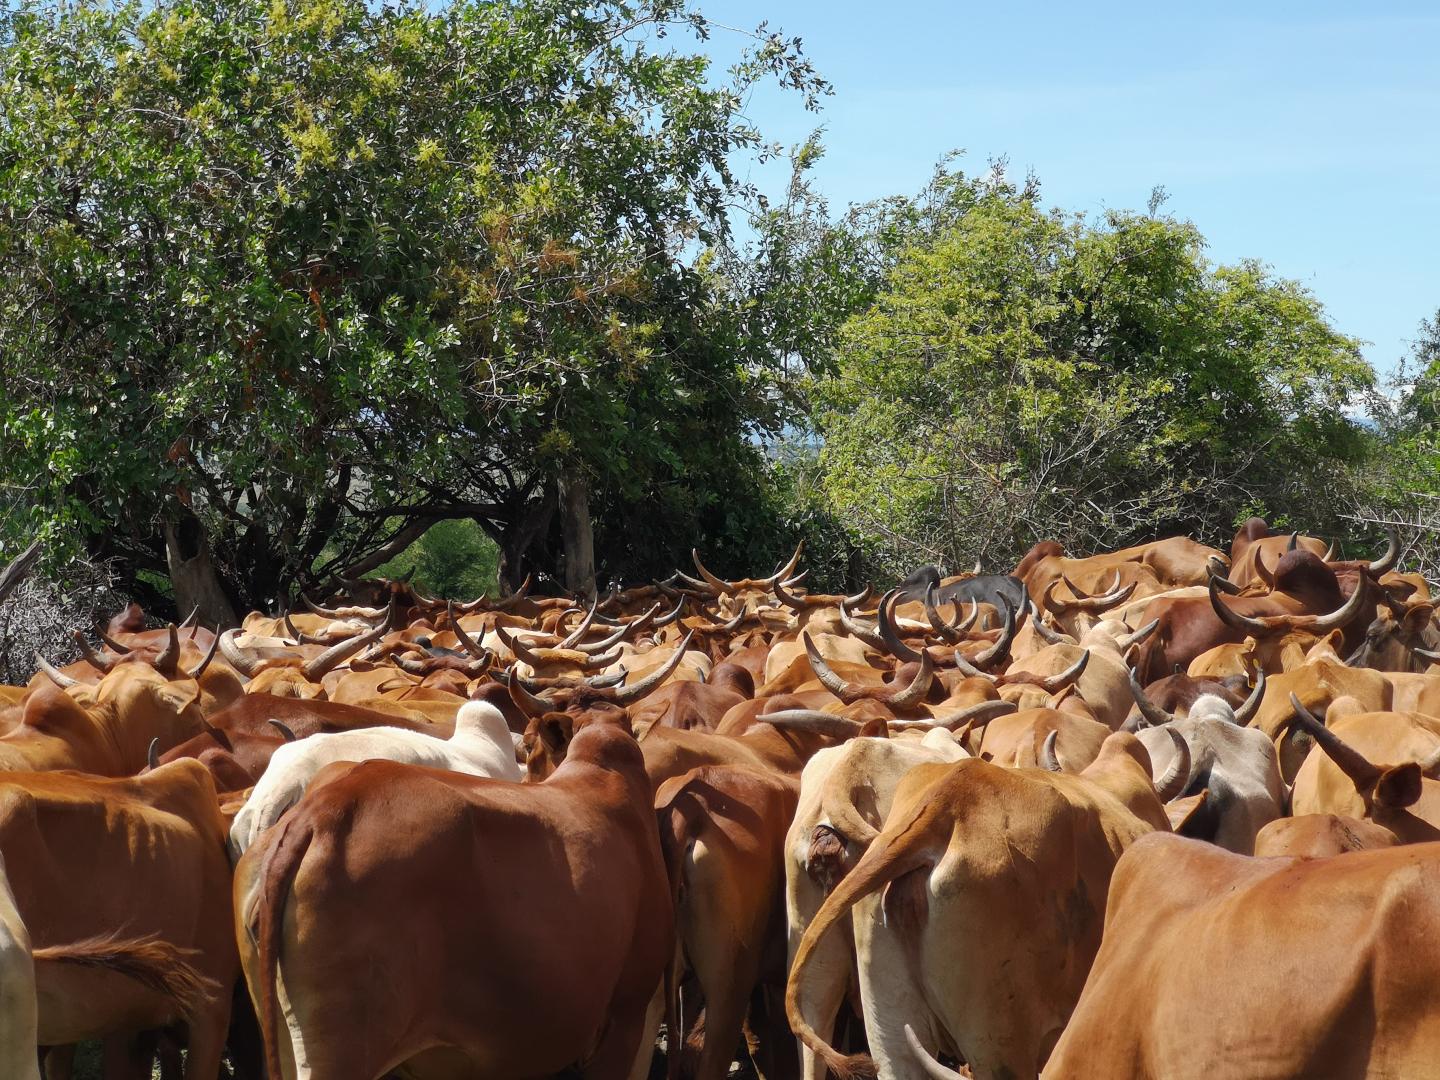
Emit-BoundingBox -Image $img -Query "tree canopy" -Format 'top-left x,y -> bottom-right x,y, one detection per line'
808,165 -> 1374,578
0,1 -> 1431,615
0,0 -> 832,619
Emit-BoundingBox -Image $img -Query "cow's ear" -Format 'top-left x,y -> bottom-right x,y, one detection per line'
858,718 -> 888,739
1375,763 -> 1423,810
538,715 -> 572,753
1402,604 -> 1436,635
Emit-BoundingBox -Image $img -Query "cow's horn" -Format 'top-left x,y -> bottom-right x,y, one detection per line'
1368,531 -> 1400,575
884,650 -> 935,710
147,738 -> 160,770
1040,730 -> 1063,772
267,719 -> 299,742
757,710 -> 861,739
35,652 -> 79,688
607,631 -> 694,705
691,550 -> 738,595
152,624 -> 181,675
1127,668 -> 1174,729
1231,670 -> 1267,725
1288,693 -> 1380,793
186,630 -> 221,680
218,629 -> 263,678
802,630 -> 854,701
1154,727 -> 1192,802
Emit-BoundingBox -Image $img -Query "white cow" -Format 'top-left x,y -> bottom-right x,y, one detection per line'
229,700 -> 522,858
785,728 -> 969,1080
0,854 -> 40,1080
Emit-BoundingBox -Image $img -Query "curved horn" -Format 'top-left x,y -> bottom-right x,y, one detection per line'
877,591 -> 924,663
1037,649 -> 1089,693
301,594 -> 345,619
218,629 -> 264,679
608,631 -> 695,705
95,626 -> 133,654
302,604 -> 396,682
1116,619 -> 1159,652
574,605 -> 656,653
178,604 -> 199,629
802,630 -> 855,701
691,550 -> 738,595
757,710 -> 862,739
1288,693 -> 1380,793
884,650 -> 935,710
1287,531 -> 1300,552
1206,554 -> 1231,579
585,668 -> 628,689
1322,538 -> 1337,562
447,605 -> 489,661
838,596 -> 886,651
1231,670 -> 1267,725
1154,727 -> 1192,802
1368,530 -> 1400,575
843,583 -> 874,608
653,596 -> 687,627
924,583 -> 963,644
579,646 -> 623,671
1209,577 -> 1270,634
772,576 -> 814,611
506,666 -> 553,718
672,569 -> 719,594
490,574 -> 534,612
36,653 -> 79,688
147,737 -> 160,770
1301,580 -> 1370,632
1208,571 -> 1242,596
888,698 -> 1017,731
283,612 -> 324,646
1127,668 -> 1175,729
391,653 -> 432,676
152,624 -> 181,675
1040,729 -> 1063,772
267,719 -> 299,743
968,598 -> 1016,669
186,631 -> 221,680
72,631 -> 118,673
495,625 -> 548,669
1414,646 -> 1440,664
696,608 -> 746,635
759,540 -> 805,586
1032,615 -> 1069,645
556,599 -> 599,650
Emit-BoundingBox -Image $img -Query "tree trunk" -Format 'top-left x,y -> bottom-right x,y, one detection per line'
558,473 -> 596,598
164,513 -> 240,629
493,485 -> 557,595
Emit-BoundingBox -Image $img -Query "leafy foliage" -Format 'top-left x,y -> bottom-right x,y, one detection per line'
808,164 -> 1374,578
0,0 -> 830,611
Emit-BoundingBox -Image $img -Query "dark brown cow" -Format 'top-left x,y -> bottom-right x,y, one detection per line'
1132,550 -> 1371,682
235,719 -> 672,1079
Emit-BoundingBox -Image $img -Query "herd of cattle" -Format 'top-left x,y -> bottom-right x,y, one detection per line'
2,516 -> 1440,1079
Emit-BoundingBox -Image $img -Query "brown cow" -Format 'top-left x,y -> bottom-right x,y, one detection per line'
235,719 -> 672,1079
0,761 -> 236,1076
656,764 -> 799,1080
786,731 -> 1181,1080
1040,834 -> 1440,1079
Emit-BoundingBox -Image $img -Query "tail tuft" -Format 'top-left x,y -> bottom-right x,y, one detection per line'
33,934 -> 218,1020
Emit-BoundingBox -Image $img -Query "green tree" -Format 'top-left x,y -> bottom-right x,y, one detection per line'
809,163 -> 1374,578
0,0 -> 830,620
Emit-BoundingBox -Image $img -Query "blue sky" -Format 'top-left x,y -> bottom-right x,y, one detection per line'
700,1 -> 1439,374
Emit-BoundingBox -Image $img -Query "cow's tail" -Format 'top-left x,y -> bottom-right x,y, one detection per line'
251,813 -> 316,1080
655,778 -> 705,1080
33,934 -> 219,1021
785,795 -> 945,1080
